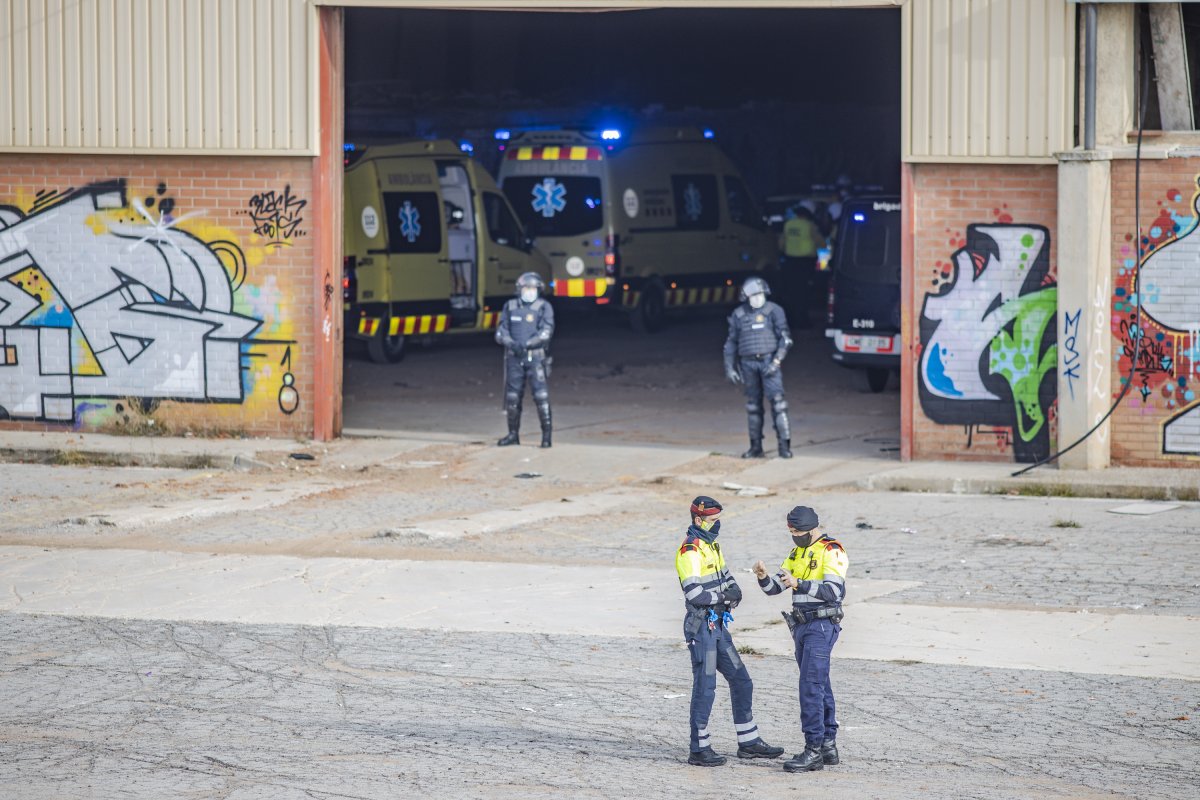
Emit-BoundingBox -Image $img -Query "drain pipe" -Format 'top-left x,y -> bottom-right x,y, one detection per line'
1085,2 -> 1097,149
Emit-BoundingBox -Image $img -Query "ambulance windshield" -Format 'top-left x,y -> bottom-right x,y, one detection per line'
503,176 -> 604,237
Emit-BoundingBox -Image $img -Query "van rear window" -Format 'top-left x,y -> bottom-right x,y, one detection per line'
502,176 -> 604,237
838,209 -> 900,284
383,191 -> 442,254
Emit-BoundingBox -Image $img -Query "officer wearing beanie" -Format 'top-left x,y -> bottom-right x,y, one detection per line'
753,505 -> 848,773
676,496 -> 783,766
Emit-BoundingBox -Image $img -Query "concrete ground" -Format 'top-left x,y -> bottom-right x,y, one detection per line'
1,310 -> 1198,798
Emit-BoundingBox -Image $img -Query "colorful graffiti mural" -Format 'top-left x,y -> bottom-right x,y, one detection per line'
1115,180 -> 1200,456
0,179 -> 298,427
918,223 -> 1057,463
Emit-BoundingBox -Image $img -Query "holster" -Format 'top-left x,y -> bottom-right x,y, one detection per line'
781,610 -> 797,634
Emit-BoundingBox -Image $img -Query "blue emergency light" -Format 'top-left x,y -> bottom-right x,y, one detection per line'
459,141 -> 474,154
343,143 -> 356,152
703,129 -> 715,139
494,129 -> 511,141
853,213 -> 866,223
601,129 -> 622,141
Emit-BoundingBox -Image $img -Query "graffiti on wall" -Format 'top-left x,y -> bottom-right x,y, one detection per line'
1115,180 -> 1200,455
918,223 -> 1057,463
0,179 -> 298,426
245,185 -> 307,249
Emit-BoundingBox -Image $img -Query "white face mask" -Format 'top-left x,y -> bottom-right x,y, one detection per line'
748,293 -> 766,310
520,288 -> 538,304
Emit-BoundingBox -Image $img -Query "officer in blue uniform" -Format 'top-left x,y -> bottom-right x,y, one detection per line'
723,276 -> 794,459
676,495 -> 784,766
754,505 -> 848,773
495,272 -> 554,447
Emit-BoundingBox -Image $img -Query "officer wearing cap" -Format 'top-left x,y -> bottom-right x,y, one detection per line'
753,505 -> 848,773
495,272 -> 554,448
676,496 -> 784,766
723,276 -> 794,459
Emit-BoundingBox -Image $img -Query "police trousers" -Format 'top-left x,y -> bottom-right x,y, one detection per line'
685,617 -> 762,752
792,617 -> 840,747
739,357 -> 789,443
504,353 -> 550,414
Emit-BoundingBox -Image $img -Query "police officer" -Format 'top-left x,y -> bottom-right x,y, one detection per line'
676,496 -> 784,766
495,272 -> 554,448
753,505 -> 848,773
723,277 -> 794,459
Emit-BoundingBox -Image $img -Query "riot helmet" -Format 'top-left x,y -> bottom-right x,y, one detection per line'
516,272 -> 545,304
740,276 -> 771,310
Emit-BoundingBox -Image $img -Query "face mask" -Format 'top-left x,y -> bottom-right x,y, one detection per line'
698,518 -> 720,534
520,288 -> 538,304
748,293 -> 766,310
792,532 -> 814,548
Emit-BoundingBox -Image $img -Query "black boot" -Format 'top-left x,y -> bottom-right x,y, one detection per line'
783,745 -> 824,773
772,399 -> 792,458
537,402 -> 552,449
737,740 -> 784,759
497,402 -> 521,447
687,747 -> 727,767
742,410 -> 765,458
821,740 -> 839,765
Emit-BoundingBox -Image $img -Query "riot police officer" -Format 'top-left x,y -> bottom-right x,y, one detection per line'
495,272 -> 554,448
723,276 -> 794,459
753,505 -> 848,773
676,496 -> 783,766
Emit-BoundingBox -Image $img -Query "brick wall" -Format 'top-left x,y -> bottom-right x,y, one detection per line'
1109,157 -> 1200,466
0,155 -> 315,438
910,164 -> 1059,463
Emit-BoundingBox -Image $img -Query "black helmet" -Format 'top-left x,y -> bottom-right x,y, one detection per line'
516,272 -> 545,295
740,276 -> 771,301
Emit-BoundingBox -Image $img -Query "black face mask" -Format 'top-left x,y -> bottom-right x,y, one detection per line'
792,532 -> 814,549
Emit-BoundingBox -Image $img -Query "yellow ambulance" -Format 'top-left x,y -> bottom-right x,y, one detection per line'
343,140 -> 550,363
497,128 -> 777,332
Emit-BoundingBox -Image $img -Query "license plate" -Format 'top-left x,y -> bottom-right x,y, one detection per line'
844,335 -> 894,353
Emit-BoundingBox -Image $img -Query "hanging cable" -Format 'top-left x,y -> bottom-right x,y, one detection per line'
1012,19 -> 1151,477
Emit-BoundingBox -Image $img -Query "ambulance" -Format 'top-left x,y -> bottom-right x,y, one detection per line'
343,140 -> 550,363
497,128 -> 777,332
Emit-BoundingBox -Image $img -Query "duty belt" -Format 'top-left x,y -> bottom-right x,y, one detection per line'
743,353 -> 773,360
788,605 -> 844,625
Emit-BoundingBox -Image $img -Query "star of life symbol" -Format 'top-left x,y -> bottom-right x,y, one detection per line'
398,201 -> 421,243
683,182 -> 703,221
532,178 -> 567,218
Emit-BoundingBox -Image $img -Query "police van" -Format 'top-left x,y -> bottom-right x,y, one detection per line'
343,140 -> 550,363
824,196 -> 902,392
497,128 -> 777,332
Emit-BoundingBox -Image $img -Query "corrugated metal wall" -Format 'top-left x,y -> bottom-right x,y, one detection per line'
0,0 -> 315,154
903,0 -> 1076,162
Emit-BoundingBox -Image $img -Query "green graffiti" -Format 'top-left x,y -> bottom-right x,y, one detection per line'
988,286 -> 1058,443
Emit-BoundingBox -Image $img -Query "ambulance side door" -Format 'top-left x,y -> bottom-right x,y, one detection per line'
480,191 -> 533,297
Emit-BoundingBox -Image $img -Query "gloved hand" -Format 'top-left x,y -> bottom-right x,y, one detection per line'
509,343 -> 526,358
726,367 -> 743,385
724,583 -> 743,605
524,336 -> 543,350
764,358 -> 781,376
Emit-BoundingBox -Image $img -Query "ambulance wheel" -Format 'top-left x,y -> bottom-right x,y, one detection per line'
631,282 -> 666,334
367,331 -> 406,364
866,367 -> 889,393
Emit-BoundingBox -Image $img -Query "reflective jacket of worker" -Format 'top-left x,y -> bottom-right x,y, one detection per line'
676,496 -> 783,767
755,505 -> 848,773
